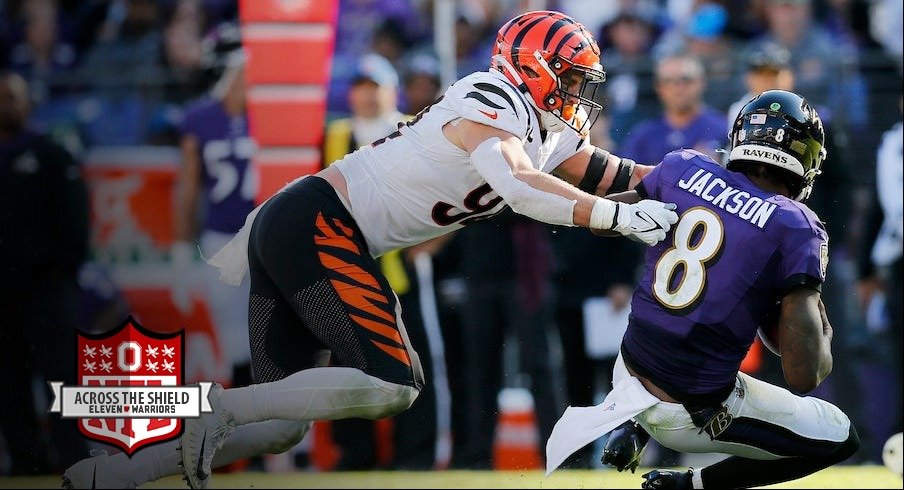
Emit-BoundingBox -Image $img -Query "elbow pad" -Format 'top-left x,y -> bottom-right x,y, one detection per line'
470,137 -> 577,226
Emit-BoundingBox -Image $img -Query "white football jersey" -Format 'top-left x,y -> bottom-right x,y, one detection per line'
332,69 -> 590,257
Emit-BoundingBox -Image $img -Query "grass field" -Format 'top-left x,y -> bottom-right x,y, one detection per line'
1,466 -> 900,489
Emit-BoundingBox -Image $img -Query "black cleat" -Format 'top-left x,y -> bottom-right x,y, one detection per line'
602,420 -> 650,473
641,468 -> 693,490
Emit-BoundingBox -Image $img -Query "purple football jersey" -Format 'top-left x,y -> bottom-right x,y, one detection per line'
180,98 -> 256,234
622,149 -> 828,402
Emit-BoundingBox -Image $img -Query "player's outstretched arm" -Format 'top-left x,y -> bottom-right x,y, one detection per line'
553,145 -> 655,197
778,288 -> 834,393
446,119 -> 677,245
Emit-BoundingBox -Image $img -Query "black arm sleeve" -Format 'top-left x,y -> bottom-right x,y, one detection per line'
781,273 -> 823,295
609,157 -> 636,194
578,147 -> 610,194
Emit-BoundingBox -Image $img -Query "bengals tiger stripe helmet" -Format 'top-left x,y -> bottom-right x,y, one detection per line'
491,10 -> 606,135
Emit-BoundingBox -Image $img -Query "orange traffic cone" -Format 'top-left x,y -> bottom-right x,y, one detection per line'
493,388 -> 542,470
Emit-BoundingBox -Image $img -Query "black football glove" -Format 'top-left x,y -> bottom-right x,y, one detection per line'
601,419 -> 650,473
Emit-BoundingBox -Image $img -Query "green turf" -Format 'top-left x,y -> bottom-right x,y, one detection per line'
2,466 -> 900,489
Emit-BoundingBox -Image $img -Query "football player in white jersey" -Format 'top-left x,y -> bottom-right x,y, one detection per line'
62,10 -> 678,489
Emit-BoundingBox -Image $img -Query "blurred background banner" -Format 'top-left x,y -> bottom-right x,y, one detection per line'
241,0 -> 335,198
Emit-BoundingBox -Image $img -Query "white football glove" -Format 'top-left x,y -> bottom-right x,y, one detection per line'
611,200 -> 679,246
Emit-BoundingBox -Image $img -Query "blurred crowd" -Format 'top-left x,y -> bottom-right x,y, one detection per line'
0,0 -> 901,477
0,0 -> 243,149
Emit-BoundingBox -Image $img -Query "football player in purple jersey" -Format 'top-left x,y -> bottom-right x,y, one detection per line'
546,90 -> 859,489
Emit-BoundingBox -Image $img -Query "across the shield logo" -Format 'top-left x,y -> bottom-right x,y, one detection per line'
77,316 -> 183,455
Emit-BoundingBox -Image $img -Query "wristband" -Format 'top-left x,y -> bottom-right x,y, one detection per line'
590,198 -> 618,230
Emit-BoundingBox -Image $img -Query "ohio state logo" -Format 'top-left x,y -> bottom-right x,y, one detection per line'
49,316 -> 212,455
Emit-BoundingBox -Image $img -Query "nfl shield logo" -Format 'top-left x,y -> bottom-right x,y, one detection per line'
77,316 -> 183,454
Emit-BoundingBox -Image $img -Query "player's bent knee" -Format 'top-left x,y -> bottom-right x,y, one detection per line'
361,377 -> 420,419
392,383 -> 419,414
376,382 -> 419,418
831,424 -> 860,464
805,424 -> 860,470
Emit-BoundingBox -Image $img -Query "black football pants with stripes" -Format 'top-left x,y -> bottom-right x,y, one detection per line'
245,175 -> 424,390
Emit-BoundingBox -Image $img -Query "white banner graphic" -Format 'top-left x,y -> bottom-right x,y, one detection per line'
49,382 -> 213,418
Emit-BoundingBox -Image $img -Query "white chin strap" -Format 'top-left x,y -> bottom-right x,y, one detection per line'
492,54 -> 567,133
541,112 -> 568,132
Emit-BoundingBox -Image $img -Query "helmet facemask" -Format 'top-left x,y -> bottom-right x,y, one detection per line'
532,52 -> 605,135
795,147 -> 826,201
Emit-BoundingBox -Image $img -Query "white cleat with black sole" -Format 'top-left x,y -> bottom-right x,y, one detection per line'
178,383 -> 235,489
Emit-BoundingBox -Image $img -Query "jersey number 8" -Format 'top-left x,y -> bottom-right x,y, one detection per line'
652,207 -> 725,312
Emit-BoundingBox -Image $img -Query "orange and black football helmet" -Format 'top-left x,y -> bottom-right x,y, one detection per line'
491,10 -> 606,135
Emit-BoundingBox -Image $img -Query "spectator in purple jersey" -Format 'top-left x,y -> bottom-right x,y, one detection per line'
172,23 -> 255,388
546,90 -> 860,489
617,54 -> 727,165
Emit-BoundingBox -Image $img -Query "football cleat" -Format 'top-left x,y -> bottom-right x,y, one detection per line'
178,383 -> 235,489
602,420 -> 650,473
61,449 -> 136,489
641,468 -> 694,490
